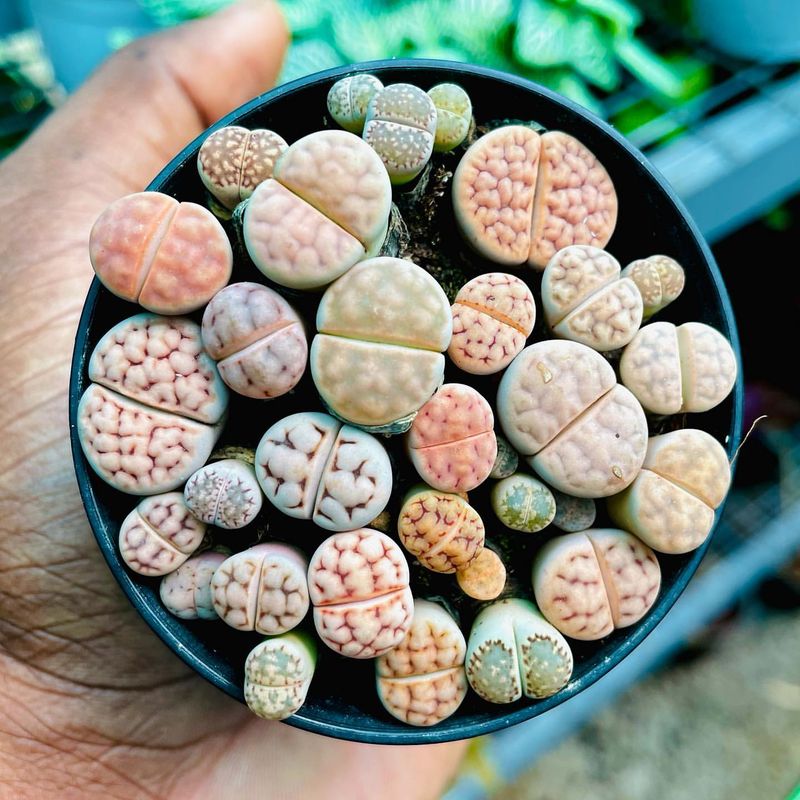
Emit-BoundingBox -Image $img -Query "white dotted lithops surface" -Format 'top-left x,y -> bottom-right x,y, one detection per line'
255,412 -> 392,531
327,74 -> 384,134
184,459 -> 262,529
621,255 -> 685,319
159,551 -> 227,620
428,83 -> 472,152
308,529 -> 413,658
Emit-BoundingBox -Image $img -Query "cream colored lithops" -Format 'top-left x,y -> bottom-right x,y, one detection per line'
312,257 -> 452,433
159,551 -> 227,620
211,543 -> 309,634
255,412 -> 392,531
184,459 -> 262,530
456,547 -> 506,601
552,490 -> 596,533
533,529 -> 661,640
492,473 -> 556,533
327,73 -> 384,133
621,255 -> 685,319
608,429 -> 731,554
449,273 -> 536,374
428,83 -> 472,152
376,599 -> 468,726
497,340 -> 648,498
407,384 -> 497,493
244,633 -> 316,721
308,529 -> 413,658
466,598 -> 573,703
490,435 -> 520,480
620,321 -> 737,415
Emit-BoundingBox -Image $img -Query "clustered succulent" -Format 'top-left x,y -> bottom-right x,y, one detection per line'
77,71 -> 737,727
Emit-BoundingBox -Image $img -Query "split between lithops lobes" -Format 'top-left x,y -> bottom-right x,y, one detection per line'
327,73 -> 384,134
621,255 -> 685,320
160,550 -> 227,620
492,473 -> 556,533
428,83 -> 472,152
184,458 -> 262,530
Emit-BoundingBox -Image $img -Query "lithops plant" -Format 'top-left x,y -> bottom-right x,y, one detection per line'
242,130 -> 391,289
533,529 -> 661,640
77,314 -> 227,494
448,273 -> 536,374
89,192 -> 232,314
398,485 -> 485,573
407,383 -> 497,493
490,435 -> 520,480
211,543 -> 309,634
119,492 -> 206,576
312,257 -> 452,432
244,633 -> 316,721
608,429 -> 731,554
466,598 -> 573,703
551,490 -> 597,533
184,458 -> 262,530
621,255 -> 685,320
159,550 -> 227,620
427,83 -> 472,152
363,83 -> 437,184
456,547 -> 507,601
620,321 -> 737,415
308,529 -> 414,658
327,73 -> 384,133
453,126 -> 617,270
492,473 -> 556,533
376,599 -> 468,726
498,340 -> 648,498
541,245 -> 643,352
255,412 -> 392,531
202,282 -> 307,400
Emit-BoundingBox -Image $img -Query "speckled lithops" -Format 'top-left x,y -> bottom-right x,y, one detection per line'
327,73 -> 384,133
255,412 -> 392,531
490,436 -> 520,480
449,273 -> 536,374
312,257 -> 452,432
620,321 -> 737,415
497,340 -> 648,498
184,458 -> 262,530
552,490 -> 596,533
89,192 -> 232,314
621,255 -> 685,319
533,528 -> 661,640
428,83 -> 472,152
308,529 -> 413,658
466,598 -> 573,703
159,550 -> 227,620
376,599 -> 467,726
608,429 -> 731,554
456,547 -> 507,601
492,473 -> 556,533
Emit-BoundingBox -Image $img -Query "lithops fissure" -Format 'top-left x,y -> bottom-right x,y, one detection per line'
497,340 -> 648,498
608,429 -> 731,554
312,257 -> 452,432
456,547 -> 507,601
184,459 -> 263,530
427,83 -> 472,152
256,412 -> 392,531
465,598 -> 573,703
533,528 -> 661,640
159,551 -> 227,620
327,74 -> 384,134
621,255 -> 685,319
308,529 -> 413,658
453,126 -> 617,269
492,473 -> 556,533
212,543 -> 310,634
620,321 -> 737,415
89,192 -> 232,314
376,599 -> 468,726
552,490 -> 597,533
449,273 -> 536,374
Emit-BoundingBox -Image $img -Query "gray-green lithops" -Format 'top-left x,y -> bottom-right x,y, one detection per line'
490,435 -> 520,480
551,489 -> 597,533
428,83 -> 472,152
159,551 -> 228,620
327,73 -> 384,133
621,255 -> 685,319
183,458 -> 263,530
491,473 -> 556,533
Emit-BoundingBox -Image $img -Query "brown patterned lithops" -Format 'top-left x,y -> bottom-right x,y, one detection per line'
159,551 -> 227,620
184,459 -> 262,530
466,598 -> 573,703
376,599 -> 468,726
427,83 -> 472,152
491,473 -> 556,533
608,429 -> 731,554
327,73 -> 384,133
621,255 -> 685,319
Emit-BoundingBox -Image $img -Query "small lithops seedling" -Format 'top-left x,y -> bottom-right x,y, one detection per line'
308,529 -> 414,658
375,599 -> 468,726
608,429 -> 731,554
533,529 -> 661,640
119,492 -> 206,576
490,435 -> 520,480
456,547 -> 507,601
466,598 -> 573,703
453,126 -> 617,269
363,83 -> 437,184
159,550 -> 228,620
492,473 -> 556,533
197,125 -> 288,211
184,458 -> 262,529
551,489 -> 597,533
244,632 -> 316,721
407,383 -> 497,493
541,245 -> 643,352
620,321 -> 737,415
312,257 -> 452,432
397,485 -> 485,573
498,340 -> 648,498
89,192 -> 232,314
448,273 -> 536,374
255,411 -> 392,531
427,83 -> 472,152
621,255 -> 685,319
202,282 -> 307,400
327,73 -> 384,133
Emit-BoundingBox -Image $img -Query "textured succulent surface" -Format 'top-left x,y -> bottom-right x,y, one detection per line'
491,473 -> 556,533
456,547 -> 507,601
327,74 -> 384,134
490,435 -> 520,480
621,255 -> 685,319
184,458 -> 263,530
678,322 -> 738,413
428,83 -> 472,152
159,551 -> 227,620
552,490 -> 597,533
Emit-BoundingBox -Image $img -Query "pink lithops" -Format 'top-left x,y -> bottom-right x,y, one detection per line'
308,529 -> 414,658
533,529 -> 661,641
202,282 -> 307,400
448,273 -> 536,375
211,543 -> 309,634
119,492 -> 206,576
620,321 -> 737,415
184,459 -> 262,530
89,192 -> 232,314
407,384 -> 497,493
159,551 -> 227,620
608,429 -> 731,554
327,73 -> 384,134
620,255 -> 685,319
397,486 -> 485,573
498,340 -> 648,498
375,599 -> 468,726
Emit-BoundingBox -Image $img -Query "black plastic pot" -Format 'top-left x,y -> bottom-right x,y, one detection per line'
69,60 -> 744,745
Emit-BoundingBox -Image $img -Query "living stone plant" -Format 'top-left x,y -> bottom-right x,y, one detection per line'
77,71 -> 738,728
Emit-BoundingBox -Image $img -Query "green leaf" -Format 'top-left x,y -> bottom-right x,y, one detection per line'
546,69 -> 604,115
613,36 -> 687,100
570,15 -> 620,91
137,0 -> 231,26
278,0 -> 331,36
514,0 -> 576,69
278,40 -> 342,85
573,0 -> 641,33
332,1 -> 408,62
